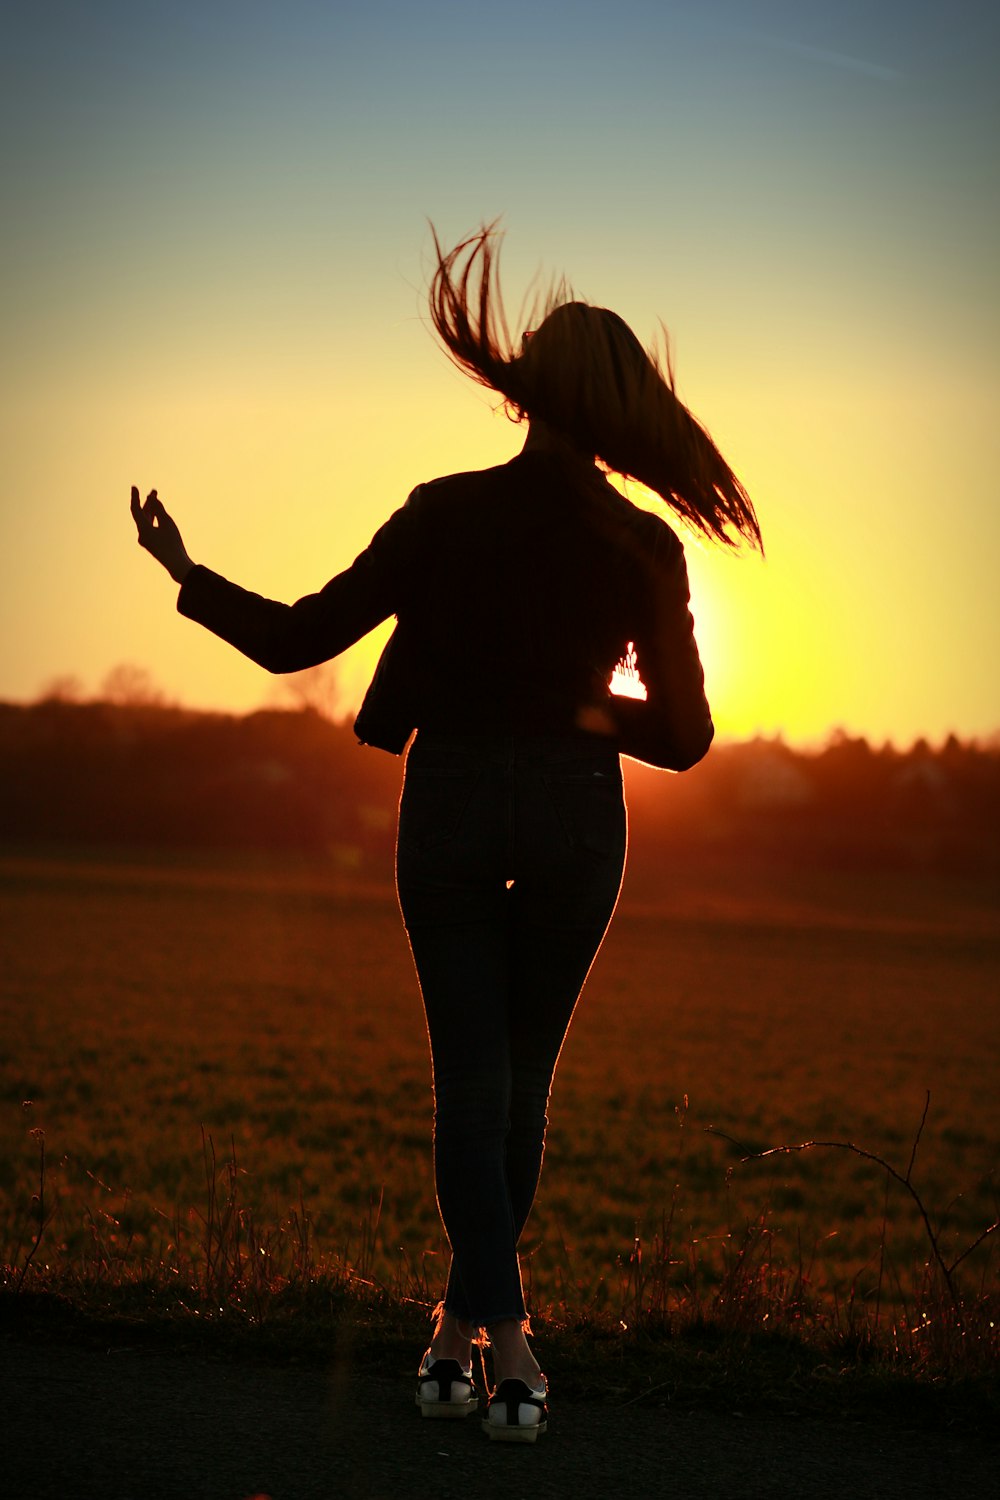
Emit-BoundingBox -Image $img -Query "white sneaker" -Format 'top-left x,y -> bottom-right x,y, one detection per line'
483,1377 -> 548,1442
415,1350 -> 479,1419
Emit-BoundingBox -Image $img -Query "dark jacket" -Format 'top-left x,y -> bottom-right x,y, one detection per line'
177,450 -> 714,771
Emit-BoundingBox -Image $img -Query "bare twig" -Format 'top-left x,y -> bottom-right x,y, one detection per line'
705,1098 -> 971,1327
905,1090 -> 931,1185
948,1217 -> 1000,1275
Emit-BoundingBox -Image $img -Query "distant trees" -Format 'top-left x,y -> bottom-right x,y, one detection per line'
0,698 -> 400,864
270,663 -> 344,720
35,674 -> 85,704
0,697 -> 997,879
99,664 -> 170,707
611,729 -> 1000,880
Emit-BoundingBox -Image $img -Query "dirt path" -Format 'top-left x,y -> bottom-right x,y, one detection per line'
2,1334 -> 993,1500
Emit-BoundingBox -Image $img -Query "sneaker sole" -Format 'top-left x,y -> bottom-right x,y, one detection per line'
482,1417 -> 548,1443
416,1397 -> 479,1419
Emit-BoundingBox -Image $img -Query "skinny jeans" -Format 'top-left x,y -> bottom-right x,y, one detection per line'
395,730 -> 627,1326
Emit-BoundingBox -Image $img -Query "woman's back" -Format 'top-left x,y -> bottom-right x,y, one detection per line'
359,446 -> 711,767
393,450 -> 646,732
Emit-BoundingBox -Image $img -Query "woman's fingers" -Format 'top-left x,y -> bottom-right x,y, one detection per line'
131,483 -> 192,581
131,485 -> 165,550
131,486 -> 154,547
131,487 -> 164,532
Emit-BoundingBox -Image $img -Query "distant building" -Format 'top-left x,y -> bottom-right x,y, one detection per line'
735,745 -> 814,810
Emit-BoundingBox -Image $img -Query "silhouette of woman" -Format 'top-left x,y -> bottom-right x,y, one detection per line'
131,224 -> 762,1442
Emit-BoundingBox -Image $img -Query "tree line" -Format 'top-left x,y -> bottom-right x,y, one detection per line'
1,697 -> 997,880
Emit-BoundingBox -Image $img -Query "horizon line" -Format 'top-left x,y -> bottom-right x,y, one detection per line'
3,689 -> 997,757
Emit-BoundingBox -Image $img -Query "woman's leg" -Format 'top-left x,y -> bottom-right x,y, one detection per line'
429,1308 -> 476,1365
491,746 -> 626,1382
397,740 -> 526,1328
402,904 -> 529,1327
504,745 -> 627,1232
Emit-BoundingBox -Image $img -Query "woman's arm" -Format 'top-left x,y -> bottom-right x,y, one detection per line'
607,521 -> 714,772
130,484 -> 417,674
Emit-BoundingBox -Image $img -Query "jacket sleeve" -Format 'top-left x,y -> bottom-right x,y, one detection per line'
607,520 -> 714,772
175,495 -> 418,673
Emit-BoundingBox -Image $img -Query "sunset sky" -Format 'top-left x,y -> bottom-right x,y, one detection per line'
2,0 -> 997,746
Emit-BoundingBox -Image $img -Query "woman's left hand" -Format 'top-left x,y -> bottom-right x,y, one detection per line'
130,486 -> 195,584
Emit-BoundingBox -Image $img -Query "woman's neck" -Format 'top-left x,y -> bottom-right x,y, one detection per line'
520,420 -> 595,465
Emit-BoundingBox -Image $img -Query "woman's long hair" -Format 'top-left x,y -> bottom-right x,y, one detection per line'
428,223 -> 762,552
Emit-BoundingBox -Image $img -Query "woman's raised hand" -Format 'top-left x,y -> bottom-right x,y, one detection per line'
130,486 -> 195,584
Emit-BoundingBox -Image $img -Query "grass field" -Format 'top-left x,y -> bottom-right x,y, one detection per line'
2,848 -> 997,1356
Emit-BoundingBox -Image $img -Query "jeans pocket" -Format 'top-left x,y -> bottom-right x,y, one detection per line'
398,765 -> 480,852
543,770 -> 625,858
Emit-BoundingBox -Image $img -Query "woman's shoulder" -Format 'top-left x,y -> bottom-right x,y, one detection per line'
404,456 -> 684,562
410,458 -> 520,500
588,479 -> 684,560
630,503 -> 683,555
